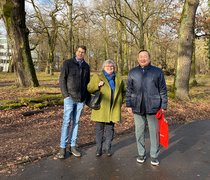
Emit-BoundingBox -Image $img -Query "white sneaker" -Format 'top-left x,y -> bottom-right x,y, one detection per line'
151,158 -> 159,166
136,156 -> 146,163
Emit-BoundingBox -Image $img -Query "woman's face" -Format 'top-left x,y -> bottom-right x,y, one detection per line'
104,63 -> 115,74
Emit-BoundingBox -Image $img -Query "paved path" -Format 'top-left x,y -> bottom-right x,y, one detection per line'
1,120 -> 210,180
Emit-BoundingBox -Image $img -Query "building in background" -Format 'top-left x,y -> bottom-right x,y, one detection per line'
0,35 -> 11,72
0,34 -> 38,72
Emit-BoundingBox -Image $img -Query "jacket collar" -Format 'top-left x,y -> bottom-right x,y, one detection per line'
73,57 -> 85,67
138,63 -> 152,70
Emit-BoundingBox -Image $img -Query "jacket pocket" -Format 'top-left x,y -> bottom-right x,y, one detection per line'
130,94 -> 137,107
69,70 -> 77,76
149,95 -> 161,110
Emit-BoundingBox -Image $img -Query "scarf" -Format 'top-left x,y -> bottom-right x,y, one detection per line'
103,70 -> 115,91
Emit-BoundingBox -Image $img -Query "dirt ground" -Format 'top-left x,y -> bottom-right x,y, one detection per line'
0,77 -> 210,175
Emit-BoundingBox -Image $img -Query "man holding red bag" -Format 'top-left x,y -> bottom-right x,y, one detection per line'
126,50 -> 168,166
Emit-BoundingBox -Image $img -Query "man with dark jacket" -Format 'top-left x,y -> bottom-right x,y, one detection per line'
126,50 -> 167,166
57,45 -> 90,159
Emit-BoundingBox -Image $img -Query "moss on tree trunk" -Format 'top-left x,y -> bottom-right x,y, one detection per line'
1,0 -> 39,87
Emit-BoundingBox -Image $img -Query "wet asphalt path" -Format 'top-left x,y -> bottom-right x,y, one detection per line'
1,119 -> 210,180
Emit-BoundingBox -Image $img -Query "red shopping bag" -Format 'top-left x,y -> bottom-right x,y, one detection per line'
156,109 -> 169,149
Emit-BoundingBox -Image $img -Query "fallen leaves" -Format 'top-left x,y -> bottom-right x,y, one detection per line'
1,73 -> 210,175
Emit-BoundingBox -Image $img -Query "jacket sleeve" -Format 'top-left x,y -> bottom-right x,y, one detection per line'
159,70 -> 168,110
87,74 -> 100,93
85,63 -> 90,87
126,72 -> 133,107
59,60 -> 69,98
122,80 -> 126,103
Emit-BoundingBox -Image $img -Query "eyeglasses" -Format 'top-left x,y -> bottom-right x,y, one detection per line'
105,65 -> 114,68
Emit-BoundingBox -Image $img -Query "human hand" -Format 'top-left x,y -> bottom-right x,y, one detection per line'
161,109 -> 168,122
164,118 -> 168,123
127,107 -> 133,114
98,81 -> 104,87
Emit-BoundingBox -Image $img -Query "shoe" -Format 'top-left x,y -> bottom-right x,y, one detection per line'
71,146 -> 81,157
96,151 -> 102,157
136,155 -> 146,163
56,148 -> 66,159
151,158 -> 159,166
96,147 -> 102,157
106,150 -> 112,157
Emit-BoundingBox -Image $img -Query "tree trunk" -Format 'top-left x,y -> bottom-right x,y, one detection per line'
67,0 -> 74,58
123,31 -> 129,74
102,15 -> 109,60
1,0 -> 39,87
137,0 -> 144,50
190,40 -> 197,86
116,0 -> 123,75
208,37 -> 210,74
174,0 -> 199,100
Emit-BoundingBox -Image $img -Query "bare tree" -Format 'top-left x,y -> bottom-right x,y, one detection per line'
174,0 -> 199,100
30,0 -> 61,75
0,0 -> 39,87
66,0 -> 74,58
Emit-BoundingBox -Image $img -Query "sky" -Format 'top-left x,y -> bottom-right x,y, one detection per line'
0,20 -> 6,35
0,0 -> 208,35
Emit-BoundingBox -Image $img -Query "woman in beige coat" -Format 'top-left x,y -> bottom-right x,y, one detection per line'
87,59 -> 126,157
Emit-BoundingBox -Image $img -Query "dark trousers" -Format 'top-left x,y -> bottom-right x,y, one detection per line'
95,122 -> 115,152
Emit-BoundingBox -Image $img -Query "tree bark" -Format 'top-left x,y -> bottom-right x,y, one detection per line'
208,37 -> 210,74
116,0 -> 124,74
190,40 -> 197,86
1,0 -> 39,87
67,0 -> 74,58
175,0 -> 199,100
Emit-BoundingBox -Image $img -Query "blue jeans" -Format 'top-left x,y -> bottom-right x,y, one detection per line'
60,97 -> 84,149
134,114 -> 160,158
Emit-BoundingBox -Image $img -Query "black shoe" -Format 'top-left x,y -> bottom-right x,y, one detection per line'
136,155 -> 146,163
151,157 -> 159,166
71,146 -> 81,157
56,148 -> 66,159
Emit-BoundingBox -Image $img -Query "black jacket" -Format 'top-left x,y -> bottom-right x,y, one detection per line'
126,64 -> 167,114
59,58 -> 90,102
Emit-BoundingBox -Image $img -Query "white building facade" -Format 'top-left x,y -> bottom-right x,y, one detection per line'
0,34 -> 38,72
0,35 -> 10,72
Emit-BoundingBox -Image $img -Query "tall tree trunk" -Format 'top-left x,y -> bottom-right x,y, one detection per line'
67,0 -> 74,58
116,0 -> 123,75
190,40 -> 197,86
102,15 -> 109,60
137,0 -> 144,50
1,0 -> 39,87
174,0 -> 199,100
46,13 -> 58,76
123,31 -> 128,74
208,37 -> 210,74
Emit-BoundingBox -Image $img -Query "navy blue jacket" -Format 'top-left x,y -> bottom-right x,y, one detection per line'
126,64 -> 167,114
59,57 -> 90,102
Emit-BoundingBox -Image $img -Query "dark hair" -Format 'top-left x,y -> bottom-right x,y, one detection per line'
76,45 -> 87,52
138,50 -> 150,58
